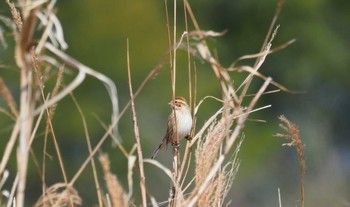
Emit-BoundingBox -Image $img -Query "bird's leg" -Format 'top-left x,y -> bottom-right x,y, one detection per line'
172,141 -> 180,150
185,134 -> 192,141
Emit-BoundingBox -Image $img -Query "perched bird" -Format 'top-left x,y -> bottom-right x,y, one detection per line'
151,97 -> 193,159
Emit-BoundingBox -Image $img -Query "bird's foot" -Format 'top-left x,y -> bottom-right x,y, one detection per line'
185,135 -> 192,141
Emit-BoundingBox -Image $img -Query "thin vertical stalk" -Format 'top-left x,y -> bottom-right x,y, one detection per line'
127,39 -> 147,207
17,57 -> 33,207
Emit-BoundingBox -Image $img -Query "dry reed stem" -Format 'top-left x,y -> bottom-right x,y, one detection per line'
126,39 -> 147,207
276,115 -> 305,207
16,15 -> 35,207
99,154 -> 128,207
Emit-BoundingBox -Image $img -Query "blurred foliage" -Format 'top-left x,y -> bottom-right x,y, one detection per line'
0,0 -> 349,206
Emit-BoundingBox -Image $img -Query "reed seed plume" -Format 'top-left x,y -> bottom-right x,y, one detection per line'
99,154 -> 129,207
34,183 -> 82,207
195,117 -> 233,187
276,115 -> 305,207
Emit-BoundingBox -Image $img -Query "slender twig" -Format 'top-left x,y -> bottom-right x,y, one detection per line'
126,39 -> 147,207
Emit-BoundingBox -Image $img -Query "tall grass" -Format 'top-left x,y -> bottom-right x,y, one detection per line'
0,0 -> 305,206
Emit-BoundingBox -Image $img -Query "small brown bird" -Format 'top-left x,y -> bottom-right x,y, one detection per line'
151,97 -> 193,159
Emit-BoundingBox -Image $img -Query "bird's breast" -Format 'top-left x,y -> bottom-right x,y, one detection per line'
176,110 -> 192,138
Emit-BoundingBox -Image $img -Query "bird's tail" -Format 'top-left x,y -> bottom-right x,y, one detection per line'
151,142 -> 165,159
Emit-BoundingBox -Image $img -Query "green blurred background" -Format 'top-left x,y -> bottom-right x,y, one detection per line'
0,0 -> 349,206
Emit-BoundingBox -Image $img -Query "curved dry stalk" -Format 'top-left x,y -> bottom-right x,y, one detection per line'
41,43 -> 121,139
194,96 -> 224,116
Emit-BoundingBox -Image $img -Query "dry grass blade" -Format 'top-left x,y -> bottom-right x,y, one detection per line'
0,78 -> 18,118
99,154 -> 128,207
